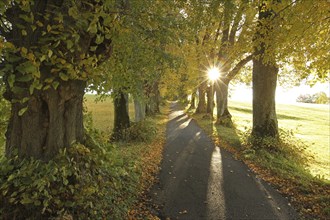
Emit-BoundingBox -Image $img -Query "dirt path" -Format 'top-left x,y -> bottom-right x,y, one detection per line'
150,102 -> 298,220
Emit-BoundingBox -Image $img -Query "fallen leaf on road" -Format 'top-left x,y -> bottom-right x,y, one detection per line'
179,210 -> 188,214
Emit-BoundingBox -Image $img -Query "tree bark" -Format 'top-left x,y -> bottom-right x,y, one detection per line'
195,81 -> 207,114
216,55 -> 253,127
112,90 -> 130,140
189,92 -> 196,109
5,80 -> 85,161
206,86 -> 212,114
252,2 -> 279,139
215,79 -> 233,127
146,81 -> 160,116
134,97 -> 146,122
252,61 -> 278,138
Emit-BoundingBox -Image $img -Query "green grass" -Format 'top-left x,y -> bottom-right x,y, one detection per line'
84,94 -> 135,132
227,100 -> 330,180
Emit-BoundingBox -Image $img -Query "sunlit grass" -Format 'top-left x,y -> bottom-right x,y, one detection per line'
84,94 -> 135,132
228,100 -> 330,180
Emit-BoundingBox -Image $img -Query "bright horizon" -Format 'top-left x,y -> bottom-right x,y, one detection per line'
230,82 -> 330,104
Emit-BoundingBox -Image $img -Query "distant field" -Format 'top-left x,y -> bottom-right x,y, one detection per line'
84,94 -> 135,132
228,99 -> 330,180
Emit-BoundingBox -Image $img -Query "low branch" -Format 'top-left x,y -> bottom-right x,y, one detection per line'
226,54 -> 253,81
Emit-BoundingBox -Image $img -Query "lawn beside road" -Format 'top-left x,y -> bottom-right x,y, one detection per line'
84,94 -> 135,132
228,100 -> 329,180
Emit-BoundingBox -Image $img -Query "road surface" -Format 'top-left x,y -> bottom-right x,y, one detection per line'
150,102 -> 298,220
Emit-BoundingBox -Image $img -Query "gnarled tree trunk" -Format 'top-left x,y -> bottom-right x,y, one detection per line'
5,80 -> 85,161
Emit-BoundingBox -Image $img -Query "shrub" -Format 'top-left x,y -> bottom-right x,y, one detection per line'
112,119 -> 158,142
315,92 -> 329,104
0,130 -> 140,219
296,92 -> 329,104
242,128 -> 308,165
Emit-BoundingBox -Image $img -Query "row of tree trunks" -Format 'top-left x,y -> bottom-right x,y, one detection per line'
5,80 -> 86,161
112,80 -> 161,140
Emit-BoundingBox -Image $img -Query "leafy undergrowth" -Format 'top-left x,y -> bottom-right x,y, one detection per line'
122,110 -> 169,220
0,106 -> 168,219
190,112 -> 330,220
0,86 -> 10,153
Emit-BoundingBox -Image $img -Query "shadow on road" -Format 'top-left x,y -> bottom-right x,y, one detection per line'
150,102 -> 297,220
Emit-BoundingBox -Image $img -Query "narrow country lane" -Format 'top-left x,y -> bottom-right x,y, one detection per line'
150,102 -> 298,220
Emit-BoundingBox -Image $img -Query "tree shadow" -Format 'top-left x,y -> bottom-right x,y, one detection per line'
230,106 -> 305,121
150,103 -> 214,219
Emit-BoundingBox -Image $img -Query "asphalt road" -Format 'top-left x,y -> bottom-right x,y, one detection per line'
150,102 -> 298,220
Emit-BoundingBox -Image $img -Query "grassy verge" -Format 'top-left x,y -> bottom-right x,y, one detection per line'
228,100 -> 330,180
84,94 -> 135,132
188,101 -> 330,220
84,95 -> 169,219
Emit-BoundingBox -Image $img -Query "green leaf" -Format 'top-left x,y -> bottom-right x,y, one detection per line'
21,30 -> 27,36
18,107 -> 28,116
43,85 -> 51,90
95,34 -> 104,44
8,74 -> 15,88
21,47 -> 28,54
16,74 -> 33,82
20,196 -> 33,205
66,40 -> 74,49
48,50 -> 53,58
59,72 -> 69,81
52,81 -> 60,89
21,97 -> 30,103
29,84 -> 34,95
87,22 -> 98,34
40,55 -> 47,62
16,61 -> 37,74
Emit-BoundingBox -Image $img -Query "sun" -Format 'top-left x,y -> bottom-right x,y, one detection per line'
207,66 -> 220,81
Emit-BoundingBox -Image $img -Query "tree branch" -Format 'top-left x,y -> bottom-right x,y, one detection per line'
229,1 -> 246,46
226,54 -> 253,81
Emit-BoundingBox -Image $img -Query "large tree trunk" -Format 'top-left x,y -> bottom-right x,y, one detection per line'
215,79 -> 233,127
252,61 -> 278,138
5,80 -> 85,161
206,86 -> 212,114
252,2 -> 278,139
113,91 -> 130,140
196,81 -> 207,114
189,92 -> 196,109
146,82 -> 160,116
134,97 -> 146,122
